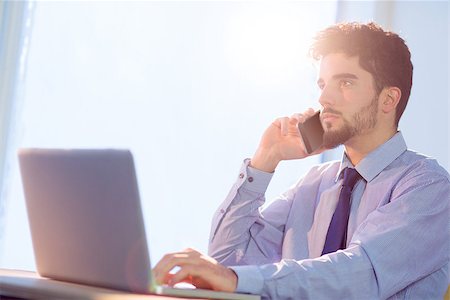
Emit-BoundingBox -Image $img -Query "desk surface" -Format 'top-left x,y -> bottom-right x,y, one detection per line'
0,269 -> 200,300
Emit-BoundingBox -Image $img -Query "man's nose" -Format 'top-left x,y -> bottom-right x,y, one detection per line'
318,85 -> 336,107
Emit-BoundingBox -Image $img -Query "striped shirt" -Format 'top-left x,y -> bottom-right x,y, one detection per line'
209,132 -> 450,299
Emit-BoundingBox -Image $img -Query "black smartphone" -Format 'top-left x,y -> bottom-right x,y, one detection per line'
297,111 -> 324,154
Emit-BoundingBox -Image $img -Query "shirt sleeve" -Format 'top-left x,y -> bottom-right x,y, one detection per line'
208,159 -> 296,266
231,245 -> 378,298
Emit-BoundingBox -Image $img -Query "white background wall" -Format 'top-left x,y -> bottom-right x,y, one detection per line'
392,1 -> 449,170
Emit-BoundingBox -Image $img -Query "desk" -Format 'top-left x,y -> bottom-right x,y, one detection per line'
0,269 -> 199,300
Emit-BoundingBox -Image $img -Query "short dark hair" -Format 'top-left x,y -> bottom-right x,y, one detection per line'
310,22 -> 413,126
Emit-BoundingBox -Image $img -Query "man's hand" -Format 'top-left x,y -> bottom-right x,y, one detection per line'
152,248 -> 238,292
251,108 -> 325,172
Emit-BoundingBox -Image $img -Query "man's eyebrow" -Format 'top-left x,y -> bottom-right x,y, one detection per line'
332,73 -> 359,80
316,73 -> 359,86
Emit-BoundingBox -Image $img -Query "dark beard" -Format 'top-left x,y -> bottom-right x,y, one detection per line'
322,95 -> 378,149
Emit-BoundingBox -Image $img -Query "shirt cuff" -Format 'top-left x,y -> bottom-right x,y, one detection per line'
239,159 -> 274,193
230,265 -> 264,295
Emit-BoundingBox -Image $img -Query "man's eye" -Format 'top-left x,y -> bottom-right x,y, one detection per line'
340,80 -> 353,87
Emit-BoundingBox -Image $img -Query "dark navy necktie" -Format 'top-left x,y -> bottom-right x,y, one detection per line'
322,168 -> 361,255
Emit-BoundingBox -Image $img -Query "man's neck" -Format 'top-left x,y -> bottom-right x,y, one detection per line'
344,128 -> 397,166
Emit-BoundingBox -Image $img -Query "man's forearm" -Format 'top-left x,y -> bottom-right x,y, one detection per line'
208,159 -> 281,266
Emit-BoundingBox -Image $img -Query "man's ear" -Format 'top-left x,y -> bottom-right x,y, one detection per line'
381,87 -> 401,113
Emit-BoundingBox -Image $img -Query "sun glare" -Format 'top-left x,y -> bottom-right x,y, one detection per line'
224,4 -> 318,86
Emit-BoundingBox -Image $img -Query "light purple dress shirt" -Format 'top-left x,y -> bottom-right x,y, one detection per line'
208,132 -> 449,299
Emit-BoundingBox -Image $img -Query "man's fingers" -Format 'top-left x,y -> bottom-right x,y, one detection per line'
279,117 -> 290,136
271,116 -> 302,137
167,261 -> 227,292
153,249 -> 237,293
153,252 -> 196,284
273,108 -> 318,136
292,108 -> 316,124
168,265 -> 196,286
153,248 -> 205,284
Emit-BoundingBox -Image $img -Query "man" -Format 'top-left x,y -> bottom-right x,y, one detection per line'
153,22 -> 449,299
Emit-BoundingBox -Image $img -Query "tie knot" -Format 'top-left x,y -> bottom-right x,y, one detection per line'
342,168 -> 361,189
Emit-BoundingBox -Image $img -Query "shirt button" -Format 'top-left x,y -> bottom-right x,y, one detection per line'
239,173 -> 244,179
248,176 -> 254,182
220,209 -> 225,214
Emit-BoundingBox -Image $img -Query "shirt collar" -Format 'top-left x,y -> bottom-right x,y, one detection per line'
335,131 -> 408,183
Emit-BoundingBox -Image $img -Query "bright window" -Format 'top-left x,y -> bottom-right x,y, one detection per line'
0,1 -> 337,269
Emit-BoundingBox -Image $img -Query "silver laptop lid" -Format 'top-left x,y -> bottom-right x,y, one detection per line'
18,148 -> 151,293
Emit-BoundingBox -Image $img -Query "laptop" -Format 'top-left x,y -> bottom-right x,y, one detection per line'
18,148 -> 260,300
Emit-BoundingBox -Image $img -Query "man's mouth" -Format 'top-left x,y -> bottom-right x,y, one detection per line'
321,112 -> 339,122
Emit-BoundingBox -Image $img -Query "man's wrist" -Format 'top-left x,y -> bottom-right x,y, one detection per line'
226,267 -> 238,292
229,265 -> 264,295
250,149 -> 280,173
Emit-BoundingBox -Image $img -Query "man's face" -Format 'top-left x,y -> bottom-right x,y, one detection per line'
317,53 -> 380,149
